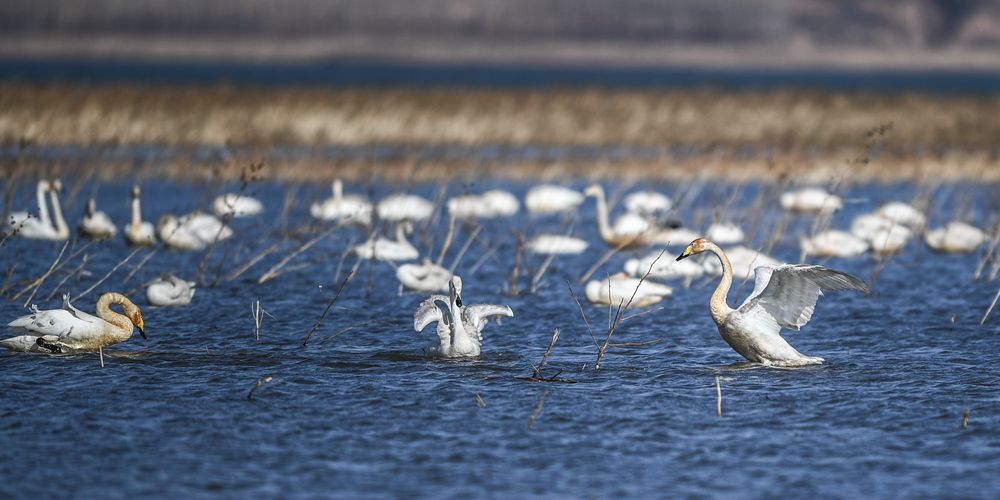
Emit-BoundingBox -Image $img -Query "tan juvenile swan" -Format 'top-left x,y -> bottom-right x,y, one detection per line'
2,292 -> 146,353
677,238 -> 867,367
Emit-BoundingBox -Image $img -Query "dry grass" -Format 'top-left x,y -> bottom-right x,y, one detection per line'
1,84 -> 998,183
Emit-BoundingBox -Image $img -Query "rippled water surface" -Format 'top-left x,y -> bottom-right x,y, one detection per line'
2,179 -> 999,498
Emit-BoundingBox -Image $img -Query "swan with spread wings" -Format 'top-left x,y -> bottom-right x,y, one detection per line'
413,276 -> 513,358
677,238 -> 867,366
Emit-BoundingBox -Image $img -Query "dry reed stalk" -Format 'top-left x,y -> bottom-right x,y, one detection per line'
578,240 -> 631,285
99,346 -> 104,368
436,213 -> 457,265
301,269 -> 356,346
468,232 -> 508,275
225,241 -> 281,282
715,375 -> 723,417
507,233 -> 524,296
448,225 -> 483,273
247,375 -> 273,401
72,246 -> 143,302
251,299 -> 275,341
592,249 -> 666,370
981,288 -> 1000,326
258,224 -> 340,284
474,393 -> 486,408
529,253 -> 556,294
530,329 -> 561,380
14,240 -> 69,305
962,410 -> 970,428
527,389 -> 550,431
45,254 -> 89,301
121,247 -> 158,285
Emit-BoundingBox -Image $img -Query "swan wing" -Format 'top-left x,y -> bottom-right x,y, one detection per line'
738,264 -> 867,331
414,295 -> 449,332
462,304 -> 513,337
7,307 -> 101,340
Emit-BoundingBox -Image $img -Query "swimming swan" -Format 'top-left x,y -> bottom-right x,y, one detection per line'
526,234 -> 589,255
413,276 -> 513,357
7,180 -> 53,239
397,258 -> 452,292
146,273 -> 196,307
157,212 -> 234,251
677,238 -> 867,366
353,222 -> 419,261
123,186 -> 156,246
2,292 -> 146,353
623,191 -> 672,217
310,179 -> 373,225
585,184 -> 682,248
213,193 -> 264,218
780,188 -> 842,214
525,184 -> 584,214
447,189 -> 520,219
79,197 -> 117,239
924,221 -> 987,253
377,193 -> 434,222
800,230 -> 869,259
585,272 -> 673,307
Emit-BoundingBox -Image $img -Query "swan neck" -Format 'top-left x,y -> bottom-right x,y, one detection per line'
48,187 -> 68,236
131,196 -> 142,228
708,242 -> 734,322
36,181 -> 51,226
592,189 -> 615,242
333,180 -> 343,200
449,299 -> 472,349
95,292 -> 136,341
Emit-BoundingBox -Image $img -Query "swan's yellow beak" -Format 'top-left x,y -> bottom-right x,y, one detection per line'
135,317 -> 146,340
676,245 -> 694,261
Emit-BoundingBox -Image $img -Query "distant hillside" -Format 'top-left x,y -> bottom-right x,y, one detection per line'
2,0 -> 1000,68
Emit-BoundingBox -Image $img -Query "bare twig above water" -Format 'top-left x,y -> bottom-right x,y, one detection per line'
73,246 -> 143,302
247,375 -> 274,401
259,224 -> 339,284
474,393 -> 486,408
716,375 -> 723,417
981,288 -> 1000,326
302,269 -> 356,347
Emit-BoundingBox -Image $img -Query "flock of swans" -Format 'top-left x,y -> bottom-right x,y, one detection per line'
3,179 -> 994,365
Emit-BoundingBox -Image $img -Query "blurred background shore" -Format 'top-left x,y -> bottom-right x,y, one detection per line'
2,0 -> 999,182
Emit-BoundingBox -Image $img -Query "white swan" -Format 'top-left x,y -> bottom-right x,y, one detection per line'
851,213 -> 911,255
146,273 -> 196,307
213,193 -> 263,218
677,238 -> 867,366
622,191 -> 672,217
310,179 -> 373,225
525,184 -> 584,214
526,234 -> 589,255
924,221 -> 987,253
800,230 -> 869,258
2,292 -> 146,353
157,212 -> 233,251
876,201 -> 926,229
13,179 -> 69,241
585,184 -> 682,248
447,189 -> 519,219
7,179 -> 52,232
413,276 -> 513,357
584,272 -> 673,307
377,193 -> 434,222
702,245 -> 781,281
612,212 -> 652,236
353,223 -> 419,261
123,186 -> 156,246
705,222 -> 744,245
780,188 -> 842,214
624,251 -> 704,281
6,180 -> 53,238
79,197 -> 117,239
396,258 -> 452,292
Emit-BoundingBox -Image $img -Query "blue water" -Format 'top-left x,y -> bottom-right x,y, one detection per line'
4,58 -> 1000,92
1,177 -> 999,498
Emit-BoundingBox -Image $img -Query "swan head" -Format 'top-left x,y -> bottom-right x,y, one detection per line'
50,179 -> 63,193
131,185 -> 141,199
584,184 -> 604,198
156,214 -> 179,234
449,275 -> 464,307
676,238 -> 711,261
39,180 -> 52,191
86,197 -> 97,216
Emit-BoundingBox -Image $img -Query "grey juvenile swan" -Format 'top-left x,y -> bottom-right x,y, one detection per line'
676,238 -> 867,366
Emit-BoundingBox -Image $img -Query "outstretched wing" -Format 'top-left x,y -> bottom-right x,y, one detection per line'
413,295 -> 449,332
462,304 -> 514,339
738,264 -> 867,331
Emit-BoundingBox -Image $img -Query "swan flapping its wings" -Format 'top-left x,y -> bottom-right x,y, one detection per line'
677,238 -> 867,366
412,276 -> 513,358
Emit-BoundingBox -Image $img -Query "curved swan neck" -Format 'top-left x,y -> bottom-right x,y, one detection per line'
706,241 -> 735,322
36,181 -> 51,227
591,187 -> 616,243
96,292 -> 137,340
48,186 -> 68,236
395,224 -> 410,244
